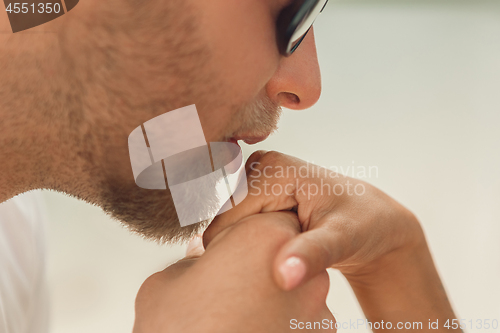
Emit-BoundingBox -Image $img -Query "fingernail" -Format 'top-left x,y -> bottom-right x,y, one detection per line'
186,235 -> 203,254
279,256 -> 306,290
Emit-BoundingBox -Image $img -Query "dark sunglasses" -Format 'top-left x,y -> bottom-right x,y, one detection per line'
277,0 -> 329,56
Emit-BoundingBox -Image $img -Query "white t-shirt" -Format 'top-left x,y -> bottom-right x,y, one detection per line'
0,191 -> 49,333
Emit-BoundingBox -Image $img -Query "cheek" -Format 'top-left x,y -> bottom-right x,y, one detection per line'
196,0 -> 280,103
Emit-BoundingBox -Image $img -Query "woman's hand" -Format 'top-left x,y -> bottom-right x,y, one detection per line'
204,151 -> 459,331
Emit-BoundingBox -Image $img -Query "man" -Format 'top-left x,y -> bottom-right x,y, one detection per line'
0,0 -> 460,331
0,0 -> 321,241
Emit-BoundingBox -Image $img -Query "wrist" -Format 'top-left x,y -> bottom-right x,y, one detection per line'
343,224 -> 459,331
340,205 -> 426,280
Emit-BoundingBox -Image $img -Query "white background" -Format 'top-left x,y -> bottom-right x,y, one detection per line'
42,1 -> 500,332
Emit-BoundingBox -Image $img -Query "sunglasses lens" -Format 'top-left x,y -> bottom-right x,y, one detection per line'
287,0 -> 328,54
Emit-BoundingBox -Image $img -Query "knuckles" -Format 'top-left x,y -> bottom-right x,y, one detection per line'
246,150 -> 288,173
204,212 -> 300,253
235,212 -> 300,244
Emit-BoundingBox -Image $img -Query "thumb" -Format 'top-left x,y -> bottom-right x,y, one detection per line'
273,228 -> 347,291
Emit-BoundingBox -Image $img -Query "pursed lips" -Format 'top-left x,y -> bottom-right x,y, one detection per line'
229,132 -> 271,145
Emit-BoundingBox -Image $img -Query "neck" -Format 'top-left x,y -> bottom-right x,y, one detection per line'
0,19 -> 94,203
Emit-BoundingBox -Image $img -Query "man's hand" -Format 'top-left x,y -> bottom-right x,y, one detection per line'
134,212 -> 336,333
204,151 -> 460,331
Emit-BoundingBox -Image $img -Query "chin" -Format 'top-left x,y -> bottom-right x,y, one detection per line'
97,178 -> 208,244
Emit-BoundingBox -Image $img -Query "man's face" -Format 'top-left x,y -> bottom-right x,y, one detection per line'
191,0 -> 322,143
73,0 -> 321,242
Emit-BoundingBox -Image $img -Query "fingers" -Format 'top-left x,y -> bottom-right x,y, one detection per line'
204,151 -> 296,247
203,195 -> 265,248
273,227 -> 348,290
208,151 -> 300,238
244,150 -> 268,174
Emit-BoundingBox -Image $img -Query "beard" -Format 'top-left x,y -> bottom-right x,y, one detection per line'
98,97 -> 282,244
67,0 -> 282,244
222,95 -> 283,142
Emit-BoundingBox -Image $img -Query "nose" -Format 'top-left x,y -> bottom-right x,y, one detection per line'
266,27 -> 322,110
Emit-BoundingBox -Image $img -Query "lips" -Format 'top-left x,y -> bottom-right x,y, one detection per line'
230,133 -> 271,145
